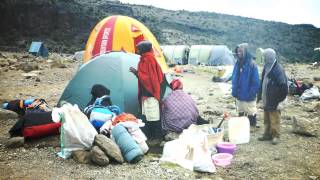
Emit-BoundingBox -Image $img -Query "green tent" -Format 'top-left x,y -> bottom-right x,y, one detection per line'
161,45 -> 189,65
255,48 -> 264,65
58,52 -> 140,115
188,45 -> 214,65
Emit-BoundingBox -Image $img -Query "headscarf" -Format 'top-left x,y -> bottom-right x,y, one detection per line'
136,40 -> 153,55
170,79 -> 183,90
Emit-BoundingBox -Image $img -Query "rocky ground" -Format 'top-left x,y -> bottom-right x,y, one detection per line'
0,51 -> 319,179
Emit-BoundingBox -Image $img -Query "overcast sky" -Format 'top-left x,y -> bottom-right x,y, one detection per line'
120,0 -> 320,28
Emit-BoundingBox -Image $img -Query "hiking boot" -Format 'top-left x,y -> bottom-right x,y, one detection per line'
258,135 -> 272,141
271,138 -> 280,145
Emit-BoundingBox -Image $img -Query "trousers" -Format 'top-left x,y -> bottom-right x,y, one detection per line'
263,110 -> 281,138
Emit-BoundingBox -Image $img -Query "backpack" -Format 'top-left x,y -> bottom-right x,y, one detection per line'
84,95 -> 121,131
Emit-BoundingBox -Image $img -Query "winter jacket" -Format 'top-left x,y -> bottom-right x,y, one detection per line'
258,61 -> 288,111
232,58 -> 260,101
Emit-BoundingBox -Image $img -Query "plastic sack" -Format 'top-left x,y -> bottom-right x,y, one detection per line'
300,86 -> 320,101
160,125 -> 216,173
52,103 -> 97,158
160,139 -> 193,170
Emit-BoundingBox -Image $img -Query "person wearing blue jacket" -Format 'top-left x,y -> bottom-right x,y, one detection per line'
232,43 -> 260,129
257,49 -> 288,145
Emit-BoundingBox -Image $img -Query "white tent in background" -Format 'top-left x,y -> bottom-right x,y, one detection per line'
207,45 -> 236,66
188,45 -> 214,65
161,45 -> 189,65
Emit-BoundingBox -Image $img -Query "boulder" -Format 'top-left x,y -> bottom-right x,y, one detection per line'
5,137 -> 24,148
7,58 -> 18,66
314,103 -> 320,113
313,77 -> 320,81
91,146 -> 109,166
72,150 -> 91,164
292,116 -> 319,137
93,134 -> 124,163
0,60 -> 9,67
51,61 -> 67,68
20,62 -> 39,72
0,108 -> 18,120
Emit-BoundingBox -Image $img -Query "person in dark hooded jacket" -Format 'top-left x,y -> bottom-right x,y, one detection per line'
258,48 -> 288,145
231,43 -> 260,130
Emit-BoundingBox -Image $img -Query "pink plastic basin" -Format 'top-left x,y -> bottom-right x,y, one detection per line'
216,142 -> 237,155
212,153 -> 233,167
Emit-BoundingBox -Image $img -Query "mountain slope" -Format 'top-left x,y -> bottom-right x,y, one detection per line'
0,0 -> 319,62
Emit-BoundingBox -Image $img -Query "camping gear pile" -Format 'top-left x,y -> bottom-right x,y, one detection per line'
212,66 -> 234,82
52,103 -> 147,165
288,79 -> 320,100
3,98 -> 61,140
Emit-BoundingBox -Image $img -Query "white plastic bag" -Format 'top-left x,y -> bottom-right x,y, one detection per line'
52,103 -> 97,158
160,139 -> 194,170
160,125 -> 216,173
300,86 -> 320,101
180,127 -> 216,173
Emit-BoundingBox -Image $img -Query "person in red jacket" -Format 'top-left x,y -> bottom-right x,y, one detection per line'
130,40 -> 164,139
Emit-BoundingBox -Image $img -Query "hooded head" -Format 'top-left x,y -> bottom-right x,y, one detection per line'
136,40 -> 153,55
235,43 -> 251,62
263,48 -> 276,72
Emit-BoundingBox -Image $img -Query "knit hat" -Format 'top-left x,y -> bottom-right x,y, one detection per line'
136,40 -> 152,55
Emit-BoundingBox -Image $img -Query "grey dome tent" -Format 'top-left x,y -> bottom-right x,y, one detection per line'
207,45 -> 235,66
188,45 -> 214,65
58,52 -> 140,115
161,45 -> 189,65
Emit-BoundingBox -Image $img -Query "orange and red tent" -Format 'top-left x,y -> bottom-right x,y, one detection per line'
83,15 -> 168,72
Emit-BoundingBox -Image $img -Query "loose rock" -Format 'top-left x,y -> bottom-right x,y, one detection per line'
72,150 -> 91,164
5,137 -> 24,148
91,146 -> 109,166
292,116 -> 318,137
0,108 -> 18,120
94,134 -> 124,163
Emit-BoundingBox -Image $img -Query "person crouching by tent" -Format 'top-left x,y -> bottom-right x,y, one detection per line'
231,43 -> 260,130
161,79 -> 208,134
257,49 -> 288,145
130,40 -> 164,140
